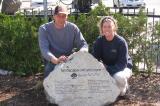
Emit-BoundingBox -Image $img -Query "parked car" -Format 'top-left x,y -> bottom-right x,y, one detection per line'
113,0 -> 146,8
31,0 -> 56,8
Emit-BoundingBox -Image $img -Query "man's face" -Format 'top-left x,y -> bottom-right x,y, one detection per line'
54,13 -> 68,28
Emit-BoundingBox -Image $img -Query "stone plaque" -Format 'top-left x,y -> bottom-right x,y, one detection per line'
43,51 -> 120,106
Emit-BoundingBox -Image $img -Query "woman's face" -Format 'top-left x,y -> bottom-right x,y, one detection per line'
102,20 -> 116,38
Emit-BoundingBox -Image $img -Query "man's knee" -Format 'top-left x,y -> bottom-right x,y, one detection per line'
44,62 -> 56,78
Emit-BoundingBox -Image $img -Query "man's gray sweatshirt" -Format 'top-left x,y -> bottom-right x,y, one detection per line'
38,21 -> 88,62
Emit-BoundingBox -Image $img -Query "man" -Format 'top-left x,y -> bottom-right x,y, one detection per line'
38,5 -> 88,78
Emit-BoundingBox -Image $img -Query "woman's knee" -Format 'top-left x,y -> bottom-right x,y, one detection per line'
123,68 -> 132,79
113,72 -> 127,87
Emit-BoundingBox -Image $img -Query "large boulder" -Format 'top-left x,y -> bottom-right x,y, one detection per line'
1,0 -> 21,14
43,51 -> 120,106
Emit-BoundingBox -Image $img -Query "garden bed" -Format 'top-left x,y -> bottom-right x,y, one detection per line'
0,73 -> 160,106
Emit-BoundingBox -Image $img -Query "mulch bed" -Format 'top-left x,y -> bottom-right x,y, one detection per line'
0,73 -> 160,106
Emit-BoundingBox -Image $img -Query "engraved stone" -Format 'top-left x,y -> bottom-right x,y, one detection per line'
43,51 -> 120,106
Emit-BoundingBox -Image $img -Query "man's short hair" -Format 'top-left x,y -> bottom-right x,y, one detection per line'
54,5 -> 68,15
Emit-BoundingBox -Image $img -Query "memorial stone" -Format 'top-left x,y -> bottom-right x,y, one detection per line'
43,51 -> 120,106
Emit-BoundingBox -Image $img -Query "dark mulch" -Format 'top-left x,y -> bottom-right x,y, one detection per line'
0,73 -> 160,106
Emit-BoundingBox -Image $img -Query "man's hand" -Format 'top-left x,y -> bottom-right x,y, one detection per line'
51,55 -> 68,64
58,55 -> 68,63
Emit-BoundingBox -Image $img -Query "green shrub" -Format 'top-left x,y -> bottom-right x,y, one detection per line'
69,6 -> 158,75
68,2 -> 110,52
0,14 -> 46,75
0,5 -> 159,76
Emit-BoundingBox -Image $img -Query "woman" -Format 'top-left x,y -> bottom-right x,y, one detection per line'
92,16 -> 132,96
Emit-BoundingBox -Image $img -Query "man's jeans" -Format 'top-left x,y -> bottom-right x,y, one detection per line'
44,61 -> 56,78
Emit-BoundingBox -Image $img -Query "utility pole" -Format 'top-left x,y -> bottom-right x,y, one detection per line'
43,0 -> 48,20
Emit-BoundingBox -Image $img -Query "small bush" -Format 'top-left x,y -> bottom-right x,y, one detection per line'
0,14 -> 46,75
